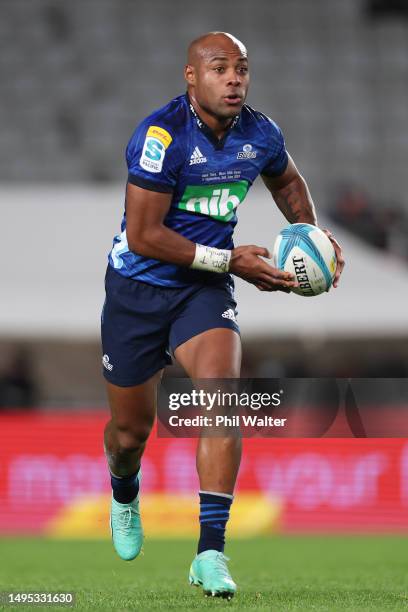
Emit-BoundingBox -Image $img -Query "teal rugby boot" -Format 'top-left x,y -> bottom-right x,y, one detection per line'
189,550 -> 237,599
110,472 -> 143,561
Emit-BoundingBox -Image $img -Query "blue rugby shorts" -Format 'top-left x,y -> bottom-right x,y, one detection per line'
101,265 -> 240,387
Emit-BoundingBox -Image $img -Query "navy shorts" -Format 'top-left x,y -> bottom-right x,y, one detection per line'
101,266 -> 240,387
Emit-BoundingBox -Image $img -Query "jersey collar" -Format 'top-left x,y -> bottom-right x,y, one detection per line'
186,93 -> 240,150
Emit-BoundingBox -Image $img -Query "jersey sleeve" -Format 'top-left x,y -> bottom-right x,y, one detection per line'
126,121 -> 184,193
260,119 -> 289,178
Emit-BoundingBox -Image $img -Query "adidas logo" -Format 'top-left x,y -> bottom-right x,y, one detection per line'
222,308 -> 237,322
189,146 -> 207,165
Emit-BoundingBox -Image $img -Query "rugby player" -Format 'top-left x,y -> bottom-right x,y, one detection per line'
101,32 -> 344,599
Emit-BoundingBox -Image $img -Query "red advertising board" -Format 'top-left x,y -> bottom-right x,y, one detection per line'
0,412 -> 407,535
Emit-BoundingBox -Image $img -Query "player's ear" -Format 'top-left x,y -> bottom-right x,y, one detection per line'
184,64 -> 195,86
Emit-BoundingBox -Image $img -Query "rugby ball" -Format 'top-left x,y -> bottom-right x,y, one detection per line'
272,223 -> 336,296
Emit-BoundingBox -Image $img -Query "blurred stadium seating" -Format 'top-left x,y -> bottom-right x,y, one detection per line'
1,0 -> 407,204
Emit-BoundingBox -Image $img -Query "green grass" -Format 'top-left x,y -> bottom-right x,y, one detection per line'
0,536 -> 407,611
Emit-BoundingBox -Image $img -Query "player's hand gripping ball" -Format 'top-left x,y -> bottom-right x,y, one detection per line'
272,223 -> 337,296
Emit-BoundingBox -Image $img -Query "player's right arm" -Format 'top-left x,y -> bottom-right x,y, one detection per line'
125,182 -> 297,291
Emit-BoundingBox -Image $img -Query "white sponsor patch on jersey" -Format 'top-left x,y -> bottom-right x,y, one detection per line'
139,125 -> 172,173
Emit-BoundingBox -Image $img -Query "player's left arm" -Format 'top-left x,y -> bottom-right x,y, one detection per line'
262,154 -> 345,288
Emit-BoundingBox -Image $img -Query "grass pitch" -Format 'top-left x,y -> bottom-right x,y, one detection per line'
0,536 -> 407,610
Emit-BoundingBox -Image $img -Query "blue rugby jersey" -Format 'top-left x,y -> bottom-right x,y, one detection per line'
108,93 -> 288,287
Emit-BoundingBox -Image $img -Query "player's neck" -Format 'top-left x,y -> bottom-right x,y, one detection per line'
188,95 -> 235,140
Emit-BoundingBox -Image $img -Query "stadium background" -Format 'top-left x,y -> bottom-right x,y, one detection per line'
1,0 -> 408,544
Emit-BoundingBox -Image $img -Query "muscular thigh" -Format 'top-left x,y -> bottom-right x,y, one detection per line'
106,369 -> 163,433
174,328 -> 241,379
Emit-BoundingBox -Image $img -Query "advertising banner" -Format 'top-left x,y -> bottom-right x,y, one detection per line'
0,412 -> 407,536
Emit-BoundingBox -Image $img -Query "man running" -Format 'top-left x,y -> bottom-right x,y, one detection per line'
101,31 -> 344,599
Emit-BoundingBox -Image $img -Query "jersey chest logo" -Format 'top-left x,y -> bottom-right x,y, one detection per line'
177,181 -> 249,222
237,143 -> 257,159
189,146 -> 207,165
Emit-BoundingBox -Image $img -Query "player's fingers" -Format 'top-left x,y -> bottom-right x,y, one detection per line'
330,237 -> 344,266
251,246 -> 271,259
255,282 -> 272,292
333,261 -> 345,286
256,274 -> 278,289
323,229 -> 342,254
323,229 -> 345,288
259,263 -> 295,282
276,275 -> 298,287
253,278 -> 279,292
257,280 -> 291,293
332,244 -> 345,287
258,272 -> 297,289
270,270 -> 298,287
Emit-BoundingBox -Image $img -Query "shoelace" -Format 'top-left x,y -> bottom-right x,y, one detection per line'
209,553 -> 231,579
115,506 -> 137,536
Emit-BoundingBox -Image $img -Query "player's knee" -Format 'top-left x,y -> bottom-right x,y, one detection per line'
220,435 -> 241,449
116,423 -> 152,452
199,367 -> 239,379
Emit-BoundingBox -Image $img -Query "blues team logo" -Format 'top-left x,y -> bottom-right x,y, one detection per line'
237,143 -> 256,160
102,354 -> 113,371
140,125 -> 173,173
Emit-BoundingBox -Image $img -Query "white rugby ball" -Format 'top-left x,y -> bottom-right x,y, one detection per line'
272,223 -> 336,296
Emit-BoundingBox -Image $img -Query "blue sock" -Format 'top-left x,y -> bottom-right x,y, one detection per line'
197,491 -> 233,554
111,470 -> 139,504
